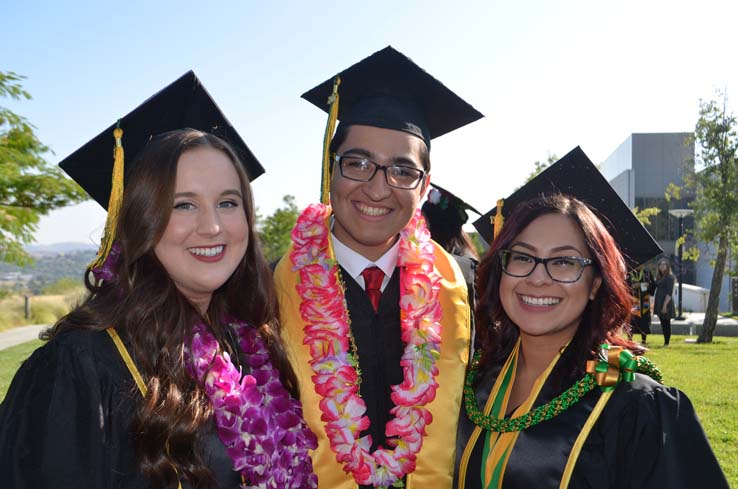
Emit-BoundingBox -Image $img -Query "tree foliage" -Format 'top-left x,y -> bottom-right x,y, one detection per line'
524,153 -> 558,184
633,206 -> 661,226
255,195 -> 300,264
468,231 -> 488,259
690,92 -> 738,342
0,71 -> 88,265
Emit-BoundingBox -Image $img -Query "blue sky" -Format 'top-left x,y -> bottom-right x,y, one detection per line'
3,0 -> 737,244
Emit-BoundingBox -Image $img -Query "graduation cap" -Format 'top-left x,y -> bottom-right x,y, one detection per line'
59,70 -> 264,270
472,146 -> 662,267
302,45 -> 484,203
422,182 -> 481,226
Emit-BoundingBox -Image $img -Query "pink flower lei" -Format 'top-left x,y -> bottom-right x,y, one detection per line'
186,320 -> 318,488
90,242 -> 318,487
290,203 -> 443,487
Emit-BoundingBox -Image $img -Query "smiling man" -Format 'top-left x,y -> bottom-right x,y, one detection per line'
274,46 -> 483,488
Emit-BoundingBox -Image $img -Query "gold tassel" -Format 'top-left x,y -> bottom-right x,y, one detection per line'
90,125 -> 125,270
492,198 -> 505,240
320,76 -> 341,205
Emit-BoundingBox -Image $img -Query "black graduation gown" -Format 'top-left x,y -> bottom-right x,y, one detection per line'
341,266 -> 403,452
455,354 -> 730,489
0,329 -> 242,489
341,267 -> 407,489
628,269 -> 654,335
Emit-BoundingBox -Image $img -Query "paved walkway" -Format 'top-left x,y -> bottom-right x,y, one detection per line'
0,313 -> 736,351
650,312 -> 738,337
0,325 -> 49,351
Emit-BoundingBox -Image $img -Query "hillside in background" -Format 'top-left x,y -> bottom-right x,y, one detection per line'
0,245 -> 96,294
25,242 -> 98,256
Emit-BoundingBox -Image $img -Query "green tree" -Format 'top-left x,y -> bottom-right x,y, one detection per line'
633,206 -> 661,226
524,153 -> 558,184
468,231 -> 488,258
256,195 -> 299,263
691,93 -> 738,343
41,276 -> 83,295
1,71 -> 87,265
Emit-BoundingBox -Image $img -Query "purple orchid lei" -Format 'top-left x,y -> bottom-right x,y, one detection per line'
186,320 -> 318,488
90,241 -> 122,283
91,242 -> 317,487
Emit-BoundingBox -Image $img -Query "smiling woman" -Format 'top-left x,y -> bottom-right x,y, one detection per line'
0,73 -> 316,488
455,149 -> 729,489
153,146 -> 250,313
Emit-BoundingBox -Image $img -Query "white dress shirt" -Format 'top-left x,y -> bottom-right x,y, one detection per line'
331,233 -> 399,292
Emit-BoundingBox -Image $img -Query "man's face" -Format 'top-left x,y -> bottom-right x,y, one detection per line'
330,125 -> 429,261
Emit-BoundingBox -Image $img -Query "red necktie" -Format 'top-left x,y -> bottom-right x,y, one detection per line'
361,266 -> 384,312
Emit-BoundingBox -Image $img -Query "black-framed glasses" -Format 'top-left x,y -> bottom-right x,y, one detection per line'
335,154 -> 425,189
499,249 -> 594,283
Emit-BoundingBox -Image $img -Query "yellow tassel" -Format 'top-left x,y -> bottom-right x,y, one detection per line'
492,198 -> 505,240
90,125 -> 124,271
320,76 -> 341,205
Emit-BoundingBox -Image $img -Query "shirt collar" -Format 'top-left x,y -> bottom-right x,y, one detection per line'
331,232 -> 400,285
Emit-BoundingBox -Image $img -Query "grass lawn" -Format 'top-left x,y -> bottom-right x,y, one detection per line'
642,335 -> 738,487
0,335 -> 736,486
0,339 -> 43,401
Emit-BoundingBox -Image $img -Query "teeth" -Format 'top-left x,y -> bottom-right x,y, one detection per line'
189,245 -> 224,257
356,202 -> 390,216
521,295 -> 561,306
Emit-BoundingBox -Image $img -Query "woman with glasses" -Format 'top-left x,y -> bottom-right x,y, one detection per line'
455,148 -> 728,489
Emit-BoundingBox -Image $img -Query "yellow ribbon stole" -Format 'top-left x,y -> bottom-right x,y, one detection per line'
457,339 -> 565,489
274,221 -> 471,489
558,388 -> 614,488
106,327 -> 184,489
106,327 -> 147,396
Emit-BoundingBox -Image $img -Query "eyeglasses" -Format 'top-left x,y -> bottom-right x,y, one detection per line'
335,154 -> 425,189
499,249 -> 594,283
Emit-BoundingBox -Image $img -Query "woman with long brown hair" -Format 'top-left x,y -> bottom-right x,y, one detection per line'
456,148 -> 727,488
654,257 -> 676,346
0,73 -> 316,488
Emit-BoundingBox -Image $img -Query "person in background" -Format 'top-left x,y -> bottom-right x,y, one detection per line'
0,73 -> 316,488
274,46 -> 483,488
457,148 -> 728,488
627,264 -> 656,344
422,182 -> 482,260
654,258 -> 676,346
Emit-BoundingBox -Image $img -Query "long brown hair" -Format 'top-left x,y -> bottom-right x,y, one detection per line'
48,129 -> 296,488
656,258 -> 674,280
475,194 -> 642,390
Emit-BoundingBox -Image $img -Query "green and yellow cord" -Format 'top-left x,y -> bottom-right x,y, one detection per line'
320,76 -> 341,205
492,198 -> 505,240
90,124 -> 124,271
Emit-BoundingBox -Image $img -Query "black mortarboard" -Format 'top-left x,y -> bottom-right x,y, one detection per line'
302,46 -> 483,148
60,70 -> 264,210
473,146 -> 662,267
303,46 -> 483,204
423,182 -> 481,226
59,70 -> 264,272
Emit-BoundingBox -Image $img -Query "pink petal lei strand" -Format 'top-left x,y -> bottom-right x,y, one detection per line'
290,203 -> 443,487
186,320 -> 318,489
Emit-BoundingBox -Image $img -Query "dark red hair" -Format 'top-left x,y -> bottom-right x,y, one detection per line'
476,194 -> 642,390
